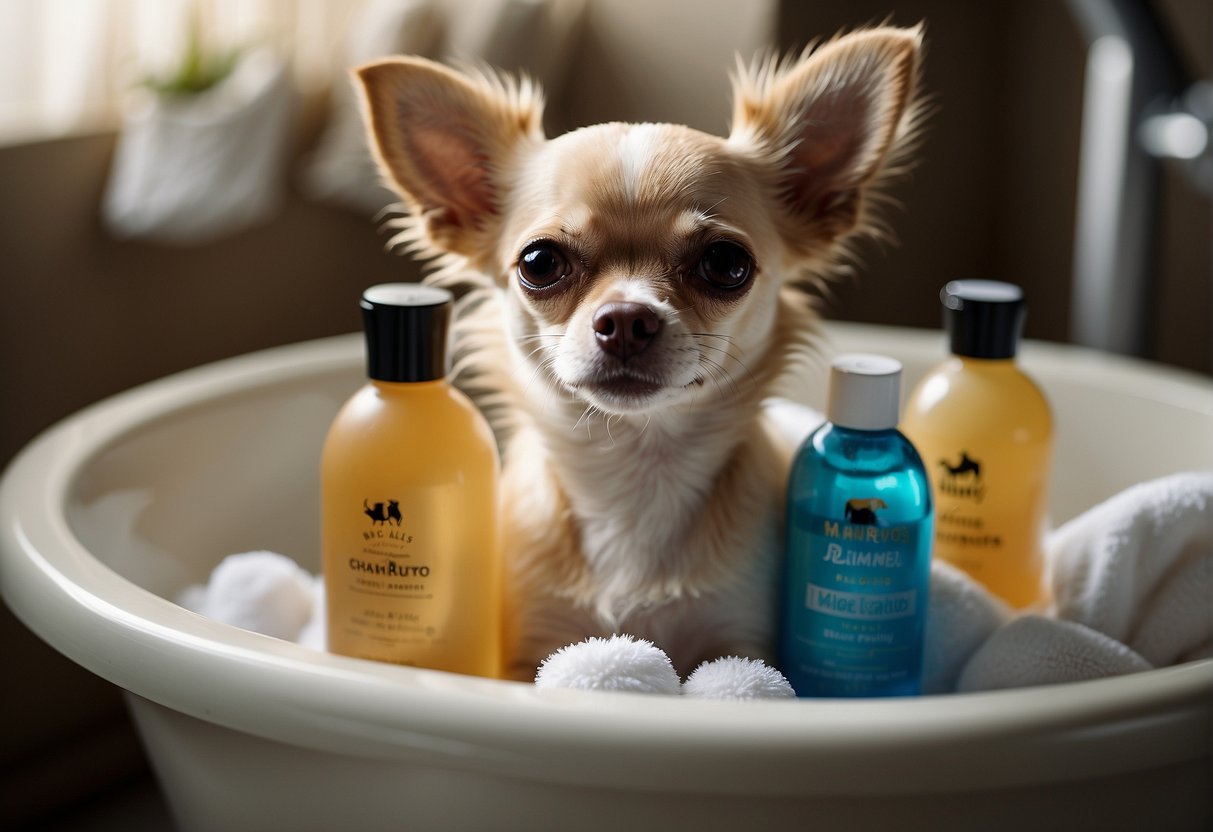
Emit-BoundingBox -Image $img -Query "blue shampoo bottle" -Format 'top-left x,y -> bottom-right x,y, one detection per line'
781,354 -> 933,697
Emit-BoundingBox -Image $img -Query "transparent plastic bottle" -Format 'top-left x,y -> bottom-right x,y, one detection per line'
901,280 -> 1053,609
781,354 -> 933,697
322,284 -> 501,677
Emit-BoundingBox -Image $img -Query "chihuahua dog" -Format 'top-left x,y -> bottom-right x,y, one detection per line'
356,26 -> 924,681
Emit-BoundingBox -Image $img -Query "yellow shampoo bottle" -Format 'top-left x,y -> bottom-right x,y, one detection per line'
322,284 -> 501,676
901,281 -> 1053,609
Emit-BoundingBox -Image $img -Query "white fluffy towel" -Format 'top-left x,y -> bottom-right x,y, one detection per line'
921,560 -> 1012,694
1048,471 -> 1213,667
682,656 -> 796,700
957,615 -> 1152,692
535,635 -> 682,695
954,471 -> 1213,691
179,551 -> 315,642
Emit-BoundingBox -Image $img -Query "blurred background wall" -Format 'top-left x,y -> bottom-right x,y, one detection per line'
1,0 -> 1209,826
775,0 -> 1210,378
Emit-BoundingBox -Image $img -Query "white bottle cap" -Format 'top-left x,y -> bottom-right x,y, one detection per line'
827,353 -> 902,430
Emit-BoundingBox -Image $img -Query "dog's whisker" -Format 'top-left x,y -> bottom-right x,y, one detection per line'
521,354 -> 554,386
694,337 -> 752,382
572,402 -> 596,435
539,363 -> 570,404
515,334 -> 564,374
522,342 -> 558,362
695,340 -> 739,360
699,356 -> 740,398
693,363 -> 718,405
523,354 -> 563,397
696,359 -> 727,400
603,413 -> 617,448
699,196 -> 729,219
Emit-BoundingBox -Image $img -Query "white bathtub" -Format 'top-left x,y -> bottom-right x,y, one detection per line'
2,322 -> 1210,831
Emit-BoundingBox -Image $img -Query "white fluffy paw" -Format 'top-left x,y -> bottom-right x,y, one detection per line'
534,635 -> 682,694
682,656 -> 796,700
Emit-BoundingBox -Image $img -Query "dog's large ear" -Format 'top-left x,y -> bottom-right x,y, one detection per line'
730,27 -> 922,250
356,57 -> 545,258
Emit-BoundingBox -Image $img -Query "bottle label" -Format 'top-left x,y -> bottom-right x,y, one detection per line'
348,495 -> 432,598
327,486 -> 459,659
784,512 -> 928,697
932,448 -> 998,560
928,443 -> 1050,608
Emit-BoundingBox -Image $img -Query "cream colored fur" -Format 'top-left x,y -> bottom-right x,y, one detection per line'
356,26 -> 925,680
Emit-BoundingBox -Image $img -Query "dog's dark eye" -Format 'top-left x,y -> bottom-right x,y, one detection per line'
518,242 -> 571,290
696,242 -> 753,290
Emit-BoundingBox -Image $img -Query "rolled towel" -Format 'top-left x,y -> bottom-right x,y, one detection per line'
535,635 -> 682,694
178,551 -> 315,642
296,575 -> 328,651
683,657 -> 795,700
1128,548 -> 1211,666
1048,471 -> 1213,665
957,615 -> 1152,692
921,560 -> 1012,694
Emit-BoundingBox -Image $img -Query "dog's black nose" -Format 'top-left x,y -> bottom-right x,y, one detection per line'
592,302 -> 662,360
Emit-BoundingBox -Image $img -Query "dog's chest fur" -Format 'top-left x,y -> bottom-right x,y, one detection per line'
499,394 -> 790,677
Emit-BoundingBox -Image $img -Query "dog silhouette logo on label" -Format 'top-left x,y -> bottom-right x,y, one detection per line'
361,498 -> 414,544
844,497 -> 888,525
363,498 -> 403,526
937,451 -> 985,503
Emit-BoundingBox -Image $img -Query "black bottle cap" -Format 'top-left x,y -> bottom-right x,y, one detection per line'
942,280 -> 1026,360
360,284 -> 452,382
